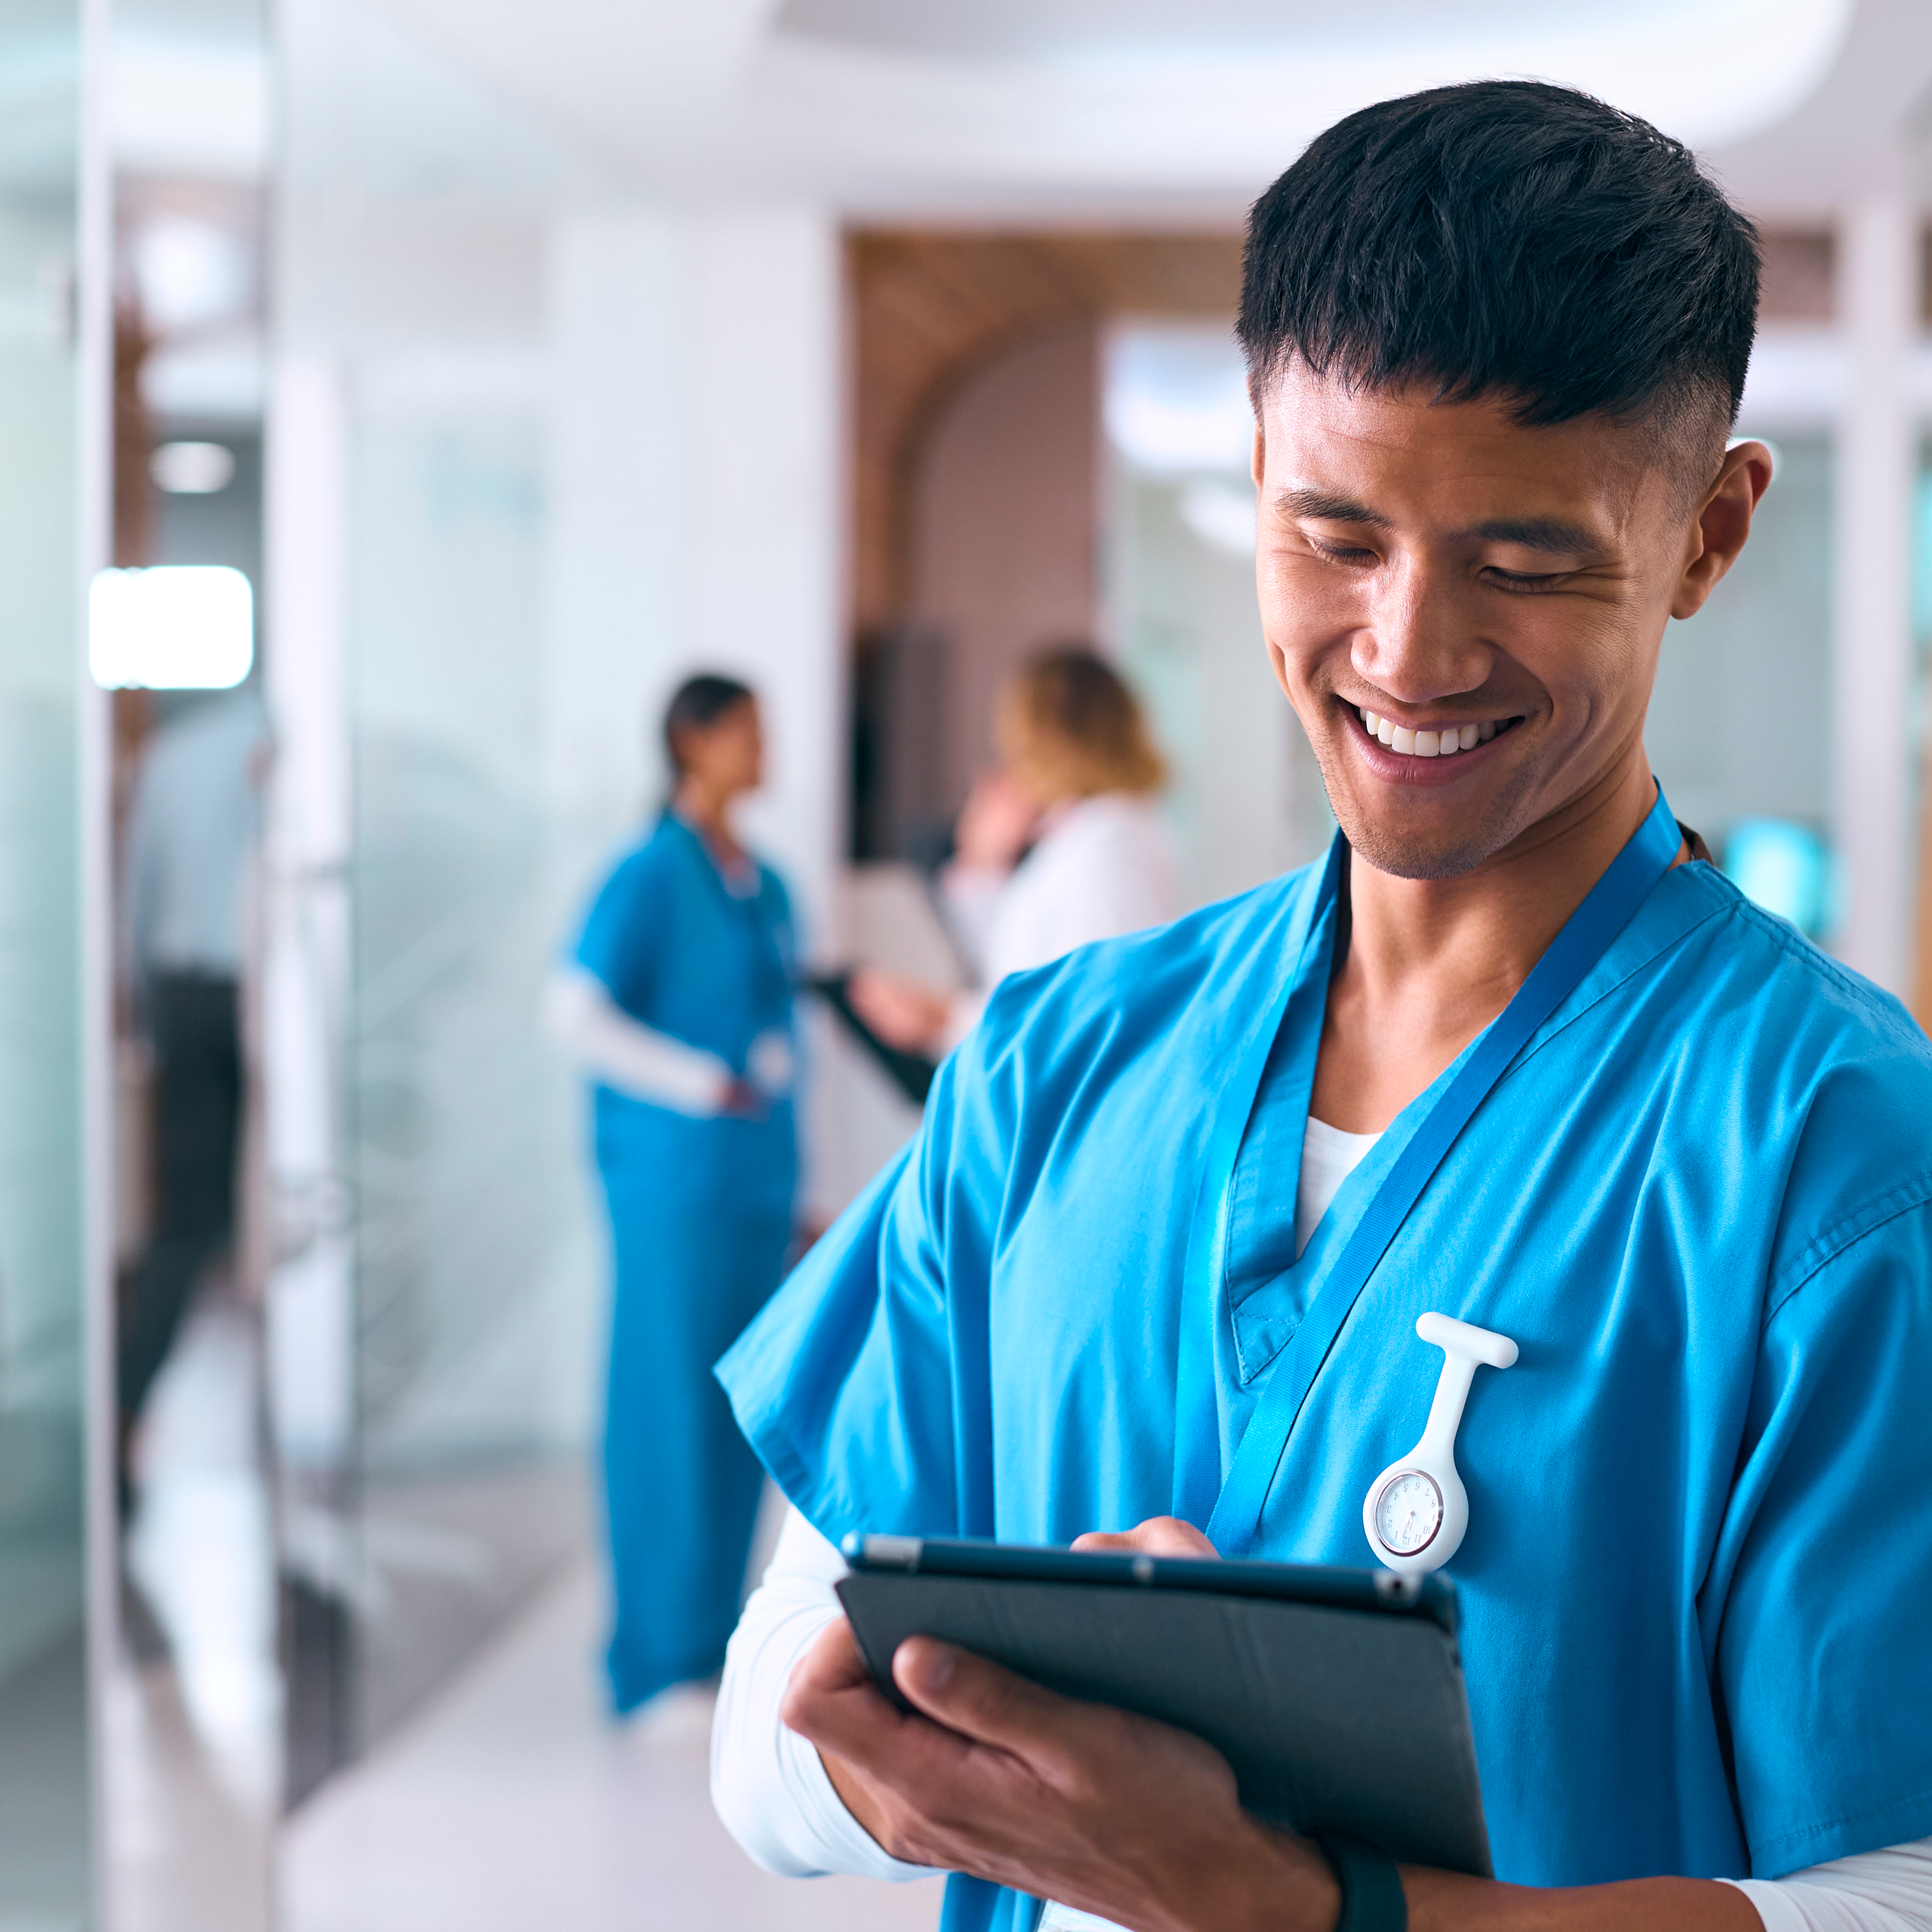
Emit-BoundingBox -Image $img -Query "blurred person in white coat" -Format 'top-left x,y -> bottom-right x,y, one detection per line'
851,646 -> 1182,1057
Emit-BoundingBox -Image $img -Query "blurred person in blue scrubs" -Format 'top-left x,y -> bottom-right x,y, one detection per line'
545,674 -> 798,1715
118,688 -> 269,1515
711,84 -> 1932,1932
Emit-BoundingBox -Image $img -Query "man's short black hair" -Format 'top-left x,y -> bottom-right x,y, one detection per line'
1239,82 -> 1760,476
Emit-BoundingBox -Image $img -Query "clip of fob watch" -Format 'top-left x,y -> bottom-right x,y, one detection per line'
1362,1312 -> 1518,1577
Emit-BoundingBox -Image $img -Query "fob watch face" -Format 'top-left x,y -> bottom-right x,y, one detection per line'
1373,1469 -> 1443,1556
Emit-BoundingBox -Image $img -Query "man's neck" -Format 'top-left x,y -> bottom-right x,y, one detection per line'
1309,750 -> 1665,1134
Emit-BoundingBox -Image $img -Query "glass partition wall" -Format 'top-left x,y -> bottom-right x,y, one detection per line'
269,0 -> 610,1807
270,0 -> 851,1854
0,0 -> 97,1924
103,80 -> 281,1932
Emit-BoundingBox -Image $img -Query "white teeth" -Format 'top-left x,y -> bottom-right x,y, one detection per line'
1359,712 -> 1509,757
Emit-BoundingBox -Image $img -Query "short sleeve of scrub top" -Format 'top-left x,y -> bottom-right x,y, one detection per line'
571,838 -> 674,1017
719,1044 -> 992,1541
1713,1195 -> 1932,1872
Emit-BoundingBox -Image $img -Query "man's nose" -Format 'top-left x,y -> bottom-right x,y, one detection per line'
1352,559 -> 1491,705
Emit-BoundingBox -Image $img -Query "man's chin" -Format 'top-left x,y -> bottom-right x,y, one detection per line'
1343,820 -> 1512,881
1321,755 -> 1541,882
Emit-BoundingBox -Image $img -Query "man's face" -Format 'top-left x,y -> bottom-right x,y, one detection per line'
1253,366 -> 1716,880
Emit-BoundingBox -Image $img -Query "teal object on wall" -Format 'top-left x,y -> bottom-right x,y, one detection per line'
1722,816 -> 1835,938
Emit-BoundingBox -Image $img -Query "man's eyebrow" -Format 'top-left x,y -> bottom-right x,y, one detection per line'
1460,516 -> 1601,555
1275,488 -> 1390,526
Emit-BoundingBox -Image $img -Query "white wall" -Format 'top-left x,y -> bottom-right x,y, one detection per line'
261,355 -> 352,1466
1831,186 -> 1918,996
546,206 -> 851,1212
547,208 -> 844,950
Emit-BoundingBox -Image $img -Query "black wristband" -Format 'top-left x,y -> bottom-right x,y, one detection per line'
1311,1833 -> 1407,1932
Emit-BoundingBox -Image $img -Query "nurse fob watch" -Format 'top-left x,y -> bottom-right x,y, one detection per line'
1363,1312 -> 1517,1577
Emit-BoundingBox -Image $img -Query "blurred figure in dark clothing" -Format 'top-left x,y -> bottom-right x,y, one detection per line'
118,690 -> 269,1508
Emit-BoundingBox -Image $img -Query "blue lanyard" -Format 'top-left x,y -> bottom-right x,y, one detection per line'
1203,788 -> 1685,1558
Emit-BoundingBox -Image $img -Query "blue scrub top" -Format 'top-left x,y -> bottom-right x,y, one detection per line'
571,813 -> 796,1217
718,836 -> 1932,1913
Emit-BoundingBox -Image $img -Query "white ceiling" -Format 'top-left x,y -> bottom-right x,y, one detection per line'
117,0 -> 263,49
119,0 -> 1932,222
1698,0 -> 1932,217
358,0 -> 1861,210
774,0 -> 1694,64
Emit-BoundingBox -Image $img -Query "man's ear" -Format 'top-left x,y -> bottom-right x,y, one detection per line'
1671,440 -> 1773,622
1251,423 -> 1294,703
1263,636 -> 1294,704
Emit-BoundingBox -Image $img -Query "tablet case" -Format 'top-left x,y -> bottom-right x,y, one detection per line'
837,1561 -> 1492,1877
803,972 -> 937,1105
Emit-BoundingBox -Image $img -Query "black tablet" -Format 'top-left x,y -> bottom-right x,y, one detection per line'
802,972 -> 937,1105
837,1534 -> 1491,1877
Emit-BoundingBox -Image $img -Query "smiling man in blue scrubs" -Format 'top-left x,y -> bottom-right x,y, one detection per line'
715,82 -> 1932,1932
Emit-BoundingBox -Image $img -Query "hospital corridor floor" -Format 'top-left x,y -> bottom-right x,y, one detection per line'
281,1560 -> 944,1931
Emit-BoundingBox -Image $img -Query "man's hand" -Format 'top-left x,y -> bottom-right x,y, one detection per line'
780,1515 -> 1765,1932
781,1553 -> 1337,1932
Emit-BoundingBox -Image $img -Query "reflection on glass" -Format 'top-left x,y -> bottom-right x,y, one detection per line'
272,0 -> 605,1810
105,0 -> 279,1908
0,0 -> 91,1921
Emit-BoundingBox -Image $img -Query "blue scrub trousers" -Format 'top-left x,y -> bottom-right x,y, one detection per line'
600,1160 -> 790,1714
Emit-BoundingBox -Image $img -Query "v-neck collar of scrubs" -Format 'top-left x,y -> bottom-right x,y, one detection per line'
670,808 -> 761,900
1217,796 -> 1718,1386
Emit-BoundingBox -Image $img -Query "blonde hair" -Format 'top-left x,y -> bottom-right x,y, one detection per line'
996,646 -> 1167,803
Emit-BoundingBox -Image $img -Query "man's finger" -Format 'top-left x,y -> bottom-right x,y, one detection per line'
891,1637 -> 1081,1755
782,1618 -> 903,1743
789,1637 -> 995,1856
777,1618 -> 959,1866
1071,1515 -> 1219,1560
784,1623 -> 970,1770
785,1615 -> 872,1699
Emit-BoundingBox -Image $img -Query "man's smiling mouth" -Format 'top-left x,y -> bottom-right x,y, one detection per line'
1353,705 -> 1524,760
